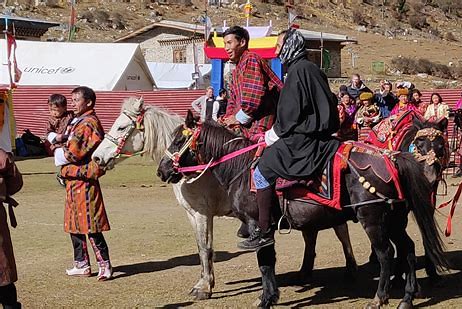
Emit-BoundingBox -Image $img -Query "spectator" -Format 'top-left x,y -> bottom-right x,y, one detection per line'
411,89 -> 427,115
46,94 -> 74,153
424,92 -> 449,122
390,88 -> 417,115
346,73 -> 372,102
191,86 -> 216,122
455,91 -> 462,110
356,92 -> 381,128
337,93 -> 358,141
214,88 -> 228,119
56,86 -> 112,281
375,80 -> 398,118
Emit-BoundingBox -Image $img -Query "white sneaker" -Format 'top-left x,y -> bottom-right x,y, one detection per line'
97,261 -> 113,281
66,262 -> 91,277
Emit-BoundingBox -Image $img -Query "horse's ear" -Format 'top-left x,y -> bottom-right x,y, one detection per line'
134,97 -> 144,112
185,110 -> 197,129
436,117 -> 448,132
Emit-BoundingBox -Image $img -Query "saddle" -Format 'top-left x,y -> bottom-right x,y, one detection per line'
271,142 -> 403,210
365,110 -> 419,150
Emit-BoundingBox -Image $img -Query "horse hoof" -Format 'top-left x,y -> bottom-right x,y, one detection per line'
195,291 -> 212,300
397,301 -> 413,309
190,287 -> 211,300
364,302 -> 380,309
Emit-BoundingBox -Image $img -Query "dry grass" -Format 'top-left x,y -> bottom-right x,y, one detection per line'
9,157 -> 462,308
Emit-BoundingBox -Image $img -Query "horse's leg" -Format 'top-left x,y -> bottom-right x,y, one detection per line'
299,229 -> 318,283
257,244 -> 279,309
424,186 -> 439,282
185,209 -> 215,300
333,223 -> 358,278
390,225 -> 419,309
357,206 -> 393,308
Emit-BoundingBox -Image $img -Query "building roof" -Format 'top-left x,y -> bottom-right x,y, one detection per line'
0,14 -> 60,38
297,29 -> 357,43
114,19 -> 205,42
114,19 -> 357,45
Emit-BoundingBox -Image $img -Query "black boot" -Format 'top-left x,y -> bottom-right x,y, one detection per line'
237,227 -> 274,251
237,187 -> 275,251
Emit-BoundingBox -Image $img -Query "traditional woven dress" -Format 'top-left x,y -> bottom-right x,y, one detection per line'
60,110 -> 109,234
0,150 -> 23,287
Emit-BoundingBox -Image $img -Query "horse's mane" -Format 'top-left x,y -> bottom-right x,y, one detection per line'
122,98 -> 182,162
198,121 -> 255,185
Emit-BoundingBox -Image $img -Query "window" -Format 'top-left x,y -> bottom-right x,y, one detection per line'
173,49 -> 187,63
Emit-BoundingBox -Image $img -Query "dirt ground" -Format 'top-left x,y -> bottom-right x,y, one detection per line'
9,157 -> 462,308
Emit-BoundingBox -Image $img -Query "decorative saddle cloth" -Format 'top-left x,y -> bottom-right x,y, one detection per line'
365,110 -> 419,150
274,142 -> 403,211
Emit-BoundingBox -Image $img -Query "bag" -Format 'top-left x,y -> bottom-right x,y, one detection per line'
20,129 -> 46,156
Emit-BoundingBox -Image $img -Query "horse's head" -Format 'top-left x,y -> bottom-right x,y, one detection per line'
157,110 -> 200,183
411,117 -> 449,186
92,97 -> 146,169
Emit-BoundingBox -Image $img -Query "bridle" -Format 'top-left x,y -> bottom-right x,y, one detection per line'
164,124 -> 202,172
104,109 -> 146,158
410,127 -> 448,167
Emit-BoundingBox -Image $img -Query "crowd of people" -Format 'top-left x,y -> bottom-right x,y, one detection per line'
335,74 -> 451,142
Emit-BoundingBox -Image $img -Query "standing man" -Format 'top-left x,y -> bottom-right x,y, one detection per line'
55,86 -> 112,281
222,26 -> 283,140
346,73 -> 372,103
238,29 -> 340,251
191,86 -> 216,122
0,94 -> 23,309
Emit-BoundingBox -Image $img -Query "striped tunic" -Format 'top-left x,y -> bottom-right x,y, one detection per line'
60,110 -> 109,234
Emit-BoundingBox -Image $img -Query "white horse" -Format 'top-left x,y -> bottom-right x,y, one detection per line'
91,97 -> 356,299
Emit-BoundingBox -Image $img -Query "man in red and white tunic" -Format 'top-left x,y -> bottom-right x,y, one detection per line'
222,26 -> 283,140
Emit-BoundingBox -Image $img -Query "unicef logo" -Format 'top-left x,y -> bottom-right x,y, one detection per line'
60,67 -> 75,74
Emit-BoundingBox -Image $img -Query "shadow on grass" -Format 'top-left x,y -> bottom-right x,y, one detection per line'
113,250 -> 249,279
215,251 -> 462,307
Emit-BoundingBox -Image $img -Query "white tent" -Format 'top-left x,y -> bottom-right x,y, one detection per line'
0,40 -> 155,90
147,62 -> 211,89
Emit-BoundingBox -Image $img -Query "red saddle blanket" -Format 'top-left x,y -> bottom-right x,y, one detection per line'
365,110 -> 420,150
274,142 -> 403,210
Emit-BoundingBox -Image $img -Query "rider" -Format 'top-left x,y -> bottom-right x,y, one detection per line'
238,29 -> 340,251
222,26 -> 283,140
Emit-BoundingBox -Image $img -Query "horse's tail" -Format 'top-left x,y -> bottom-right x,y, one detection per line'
395,152 -> 450,270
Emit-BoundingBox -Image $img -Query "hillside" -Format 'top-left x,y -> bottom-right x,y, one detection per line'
3,0 -> 462,90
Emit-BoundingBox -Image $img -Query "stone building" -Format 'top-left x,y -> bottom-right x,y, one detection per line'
0,14 -> 60,40
115,19 -> 356,78
114,20 -> 206,64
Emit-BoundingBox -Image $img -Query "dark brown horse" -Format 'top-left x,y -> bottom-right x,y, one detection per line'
157,111 -> 449,309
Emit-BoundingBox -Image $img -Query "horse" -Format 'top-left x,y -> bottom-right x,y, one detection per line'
157,110 -> 449,308
91,97 -> 360,299
363,111 -> 449,280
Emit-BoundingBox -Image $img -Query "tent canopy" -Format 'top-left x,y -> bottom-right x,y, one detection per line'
147,62 -> 211,89
0,40 -> 155,91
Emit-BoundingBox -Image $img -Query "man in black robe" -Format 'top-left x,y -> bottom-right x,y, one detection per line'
238,29 -> 340,251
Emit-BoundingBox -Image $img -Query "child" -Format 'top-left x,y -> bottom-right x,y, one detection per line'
46,94 -> 74,186
356,92 -> 381,128
46,94 -> 74,152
